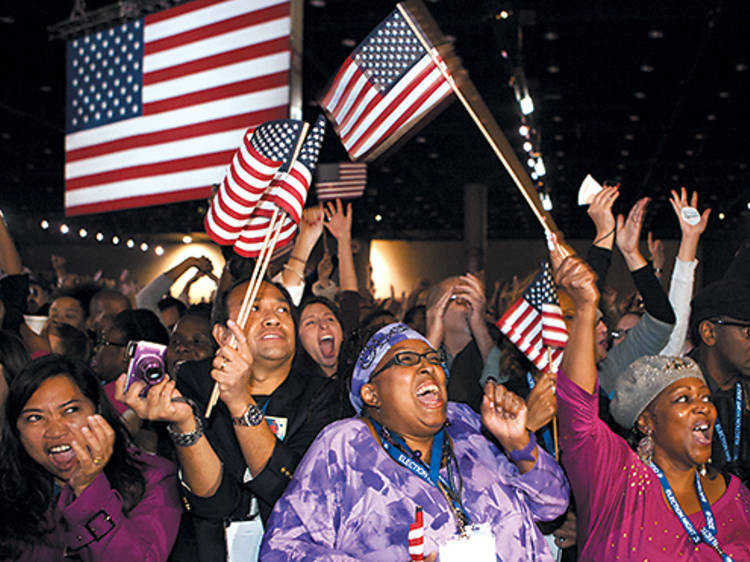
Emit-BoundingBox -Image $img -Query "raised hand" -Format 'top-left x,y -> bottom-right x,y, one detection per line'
587,184 -> 620,247
616,197 -> 650,270
670,187 -> 711,238
211,319 -> 254,417
525,371 -> 557,432
554,255 -> 599,310
647,231 -> 664,273
67,414 -> 115,497
480,381 -> 530,452
453,273 -> 487,329
323,199 -> 352,242
425,285 -> 454,350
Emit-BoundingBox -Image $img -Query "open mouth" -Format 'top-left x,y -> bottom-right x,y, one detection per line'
319,335 -> 336,359
415,381 -> 443,408
47,443 -> 77,472
692,422 -> 712,446
261,331 -> 284,341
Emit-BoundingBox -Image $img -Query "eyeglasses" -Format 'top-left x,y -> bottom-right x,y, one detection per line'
369,349 -> 445,382
710,319 -> 750,338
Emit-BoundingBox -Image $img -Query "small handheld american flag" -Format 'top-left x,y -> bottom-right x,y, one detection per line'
315,162 -> 367,201
408,506 -> 425,561
497,261 -> 568,373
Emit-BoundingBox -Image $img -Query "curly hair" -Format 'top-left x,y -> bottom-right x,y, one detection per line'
0,355 -> 145,558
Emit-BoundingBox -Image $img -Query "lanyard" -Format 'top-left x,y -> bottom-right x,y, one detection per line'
714,383 -> 742,463
525,372 -> 555,454
368,417 -> 470,530
650,463 -> 733,561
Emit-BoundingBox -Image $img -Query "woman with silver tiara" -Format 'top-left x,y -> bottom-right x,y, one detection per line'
553,253 -> 750,560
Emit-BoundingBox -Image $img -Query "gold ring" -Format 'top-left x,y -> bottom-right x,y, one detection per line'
220,358 -> 226,370
92,457 -> 104,466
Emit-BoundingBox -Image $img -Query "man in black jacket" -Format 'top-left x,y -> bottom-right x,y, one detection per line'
119,279 -> 338,560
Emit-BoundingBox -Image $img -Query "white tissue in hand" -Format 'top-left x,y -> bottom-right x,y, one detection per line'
578,174 -> 603,206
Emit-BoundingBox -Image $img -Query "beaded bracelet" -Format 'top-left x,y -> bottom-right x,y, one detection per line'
166,397 -> 205,447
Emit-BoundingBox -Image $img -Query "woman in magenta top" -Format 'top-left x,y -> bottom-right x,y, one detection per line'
0,355 -> 181,561
553,253 -> 750,561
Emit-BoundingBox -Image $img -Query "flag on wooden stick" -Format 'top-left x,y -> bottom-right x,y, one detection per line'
320,6 -> 454,161
408,506 -> 425,561
497,262 -> 568,373
315,162 -> 367,201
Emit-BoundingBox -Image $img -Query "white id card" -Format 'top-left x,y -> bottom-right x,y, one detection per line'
225,517 -> 263,562
438,523 -> 495,562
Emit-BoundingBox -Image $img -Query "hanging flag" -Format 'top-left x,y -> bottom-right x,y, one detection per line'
64,0 -> 292,216
315,162 -> 367,201
204,118 -> 305,245
408,506 -> 425,561
320,6 -> 454,161
497,262 -> 568,373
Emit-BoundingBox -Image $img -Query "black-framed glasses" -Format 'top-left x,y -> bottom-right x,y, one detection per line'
369,349 -> 445,382
710,319 -> 750,338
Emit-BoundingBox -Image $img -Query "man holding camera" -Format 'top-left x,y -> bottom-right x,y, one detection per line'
117,279 -> 338,561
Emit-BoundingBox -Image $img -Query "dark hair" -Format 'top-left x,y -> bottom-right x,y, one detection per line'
0,356 -> 145,557
157,296 -> 187,317
113,309 -> 169,345
294,296 -> 344,379
46,323 -> 92,362
211,277 -> 297,330
0,330 -> 30,386
182,302 -> 212,322
298,296 -> 342,329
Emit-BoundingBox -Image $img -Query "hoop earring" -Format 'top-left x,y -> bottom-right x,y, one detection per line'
637,429 -> 654,465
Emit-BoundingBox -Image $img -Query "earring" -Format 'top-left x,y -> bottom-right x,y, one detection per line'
637,429 -> 654,465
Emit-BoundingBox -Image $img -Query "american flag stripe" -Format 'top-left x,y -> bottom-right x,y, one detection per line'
64,0 -> 291,215
315,162 -> 366,201
234,213 -> 297,257
408,506 -> 424,561
343,62 -> 449,155
321,8 -> 454,162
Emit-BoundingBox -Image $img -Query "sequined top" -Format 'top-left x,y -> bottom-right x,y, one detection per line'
557,370 -> 750,561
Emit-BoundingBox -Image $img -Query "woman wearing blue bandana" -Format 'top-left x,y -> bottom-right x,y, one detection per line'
261,322 -> 569,561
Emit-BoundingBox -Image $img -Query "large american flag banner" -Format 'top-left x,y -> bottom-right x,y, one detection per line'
320,7 -> 454,161
64,0 -> 291,216
315,162 -> 367,201
497,262 -> 568,373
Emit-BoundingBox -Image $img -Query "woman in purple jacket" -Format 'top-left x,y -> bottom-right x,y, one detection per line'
0,355 -> 181,561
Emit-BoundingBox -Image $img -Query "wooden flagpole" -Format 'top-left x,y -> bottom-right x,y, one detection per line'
205,209 -> 287,417
546,347 -> 559,462
397,1 -> 558,237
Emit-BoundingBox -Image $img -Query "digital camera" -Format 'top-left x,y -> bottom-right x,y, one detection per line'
124,340 -> 167,396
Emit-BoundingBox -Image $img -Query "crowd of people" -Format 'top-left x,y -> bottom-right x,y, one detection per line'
0,188 -> 749,561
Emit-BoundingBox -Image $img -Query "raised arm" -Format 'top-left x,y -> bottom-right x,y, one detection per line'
0,212 -> 22,275
555,254 -> 600,395
279,206 -> 324,297
324,199 -> 358,292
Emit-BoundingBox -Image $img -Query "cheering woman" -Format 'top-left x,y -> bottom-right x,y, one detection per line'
554,253 -> 750,560
0,355 -> 181,561
261,322 -> 569,561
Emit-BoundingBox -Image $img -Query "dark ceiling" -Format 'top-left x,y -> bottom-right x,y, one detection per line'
1,0 -> 749,249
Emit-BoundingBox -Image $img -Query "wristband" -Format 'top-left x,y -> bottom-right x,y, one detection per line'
508,431 -> 537,463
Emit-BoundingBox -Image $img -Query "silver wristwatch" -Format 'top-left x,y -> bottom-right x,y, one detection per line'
232,403 -> 264,426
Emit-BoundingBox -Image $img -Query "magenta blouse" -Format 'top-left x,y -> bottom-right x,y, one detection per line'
556,370 -> 750,561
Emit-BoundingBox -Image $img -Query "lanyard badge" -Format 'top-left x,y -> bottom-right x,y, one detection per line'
714,383 -> 742,463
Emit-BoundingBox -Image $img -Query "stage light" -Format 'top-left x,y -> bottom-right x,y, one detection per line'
523,141 -> 533,152
126,239 -> 135,248
155,245 -> 164,256
527,157 -> 535,168
140,242 -> 148,252
496,10 -> 510,19
519,94 -> 534,115
40,220 -> 49,230
718,212 -> 726,220
182,235 -> 192,244
531,171 -> 538,180
541,193 -> 553,211
534,158 -> 546,177
96,232 -> 104,242
519,125 -> 529,137
78,228 -> 87,238
374,214 -> 383,222
112,236 -> 120,245
60,224 -> 69,234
